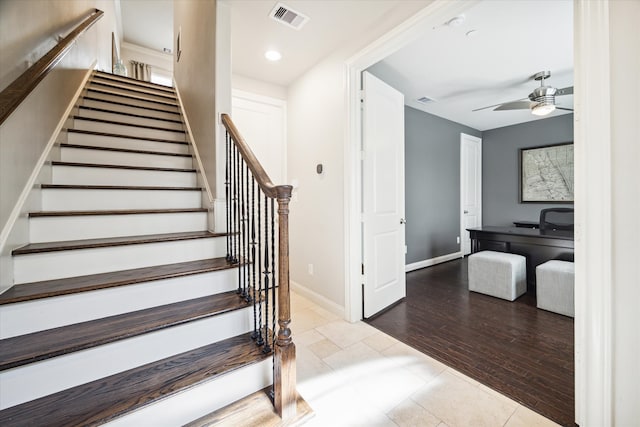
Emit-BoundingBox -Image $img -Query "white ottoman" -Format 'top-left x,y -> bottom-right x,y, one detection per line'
468,251 -> 527,301
536,260 -> 575,317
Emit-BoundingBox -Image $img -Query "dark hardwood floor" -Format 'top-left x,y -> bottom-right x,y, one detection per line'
365,258 -> 575,426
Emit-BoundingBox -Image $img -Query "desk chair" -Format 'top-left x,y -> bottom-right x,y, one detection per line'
539,208 -> 574,231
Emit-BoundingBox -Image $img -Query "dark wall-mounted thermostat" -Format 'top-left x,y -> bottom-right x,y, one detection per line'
316,164 -> 323,174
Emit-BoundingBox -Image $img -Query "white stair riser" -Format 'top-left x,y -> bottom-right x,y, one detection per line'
67,131 -> 190,155
60,146 -> 192,169
82,98 -> 180,121
73,119 -> 186,142
91,78 -> 176,98
86,91 -> 179,113
105,360 -> 271,427
29,212 -> 208,243
0,308 -> 255,409
0,268 -> 238,338
89,83 -> 177,104
13,237 -> 226,283
42,188 -> 201,211
52,165 -> 198,187
78,108 -> 184,131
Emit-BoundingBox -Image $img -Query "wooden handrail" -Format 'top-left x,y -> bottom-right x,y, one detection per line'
0,8 -> 104,126
221,112 -> 296,419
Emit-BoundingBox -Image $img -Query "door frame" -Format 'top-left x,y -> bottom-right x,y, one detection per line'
344,1 -> 613,425
460,133 -> 482,256
344,0 -> 472,324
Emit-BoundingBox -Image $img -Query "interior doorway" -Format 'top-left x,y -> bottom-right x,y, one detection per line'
460,133 -> 482,256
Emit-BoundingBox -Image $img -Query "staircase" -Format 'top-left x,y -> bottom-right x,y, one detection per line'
0,71 -> 275,425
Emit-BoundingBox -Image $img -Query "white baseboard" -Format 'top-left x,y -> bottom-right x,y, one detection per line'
405,251 -> 463,273
290,280 -> 345,319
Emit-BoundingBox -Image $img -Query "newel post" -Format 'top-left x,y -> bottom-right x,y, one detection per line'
274,185 -> 296,419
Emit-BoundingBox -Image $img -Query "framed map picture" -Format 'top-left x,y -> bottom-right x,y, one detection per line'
519,142 -> 574,203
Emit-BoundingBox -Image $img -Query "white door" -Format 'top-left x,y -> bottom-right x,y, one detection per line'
362,72 -> 406,318
231,91 -> 286,184
460,133 -> 482,255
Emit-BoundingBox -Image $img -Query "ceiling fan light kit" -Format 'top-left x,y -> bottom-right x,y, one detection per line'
531,103 -> 556,116
473,70 -> 573,116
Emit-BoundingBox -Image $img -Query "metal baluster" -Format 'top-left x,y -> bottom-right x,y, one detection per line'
250,179 -> 258,340
239,160 -> 245,298
244,163 -> 251,302
263,194 -> 271,354
256,190 -> 264,346
225,131 -> 230,261
232,145 -> 238,265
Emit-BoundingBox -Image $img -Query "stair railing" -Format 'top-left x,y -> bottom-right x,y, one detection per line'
0,8 -> 104,126
221,113 -> 296,420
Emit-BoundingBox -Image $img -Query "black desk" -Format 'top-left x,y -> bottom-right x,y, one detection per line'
513,220 -> 539,229
467,226 -> 574,292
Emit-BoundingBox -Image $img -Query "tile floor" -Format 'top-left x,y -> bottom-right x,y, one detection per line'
290,292 -> 560,427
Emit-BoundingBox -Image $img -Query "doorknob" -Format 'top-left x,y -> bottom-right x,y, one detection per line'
400,218 -> 406,224
464,210 -> 469,214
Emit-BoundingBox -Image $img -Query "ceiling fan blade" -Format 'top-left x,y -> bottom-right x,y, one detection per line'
472,98 -> 527,112
494,100 -> 533,111
556,107 -> 574,111
557,86 -> 574,96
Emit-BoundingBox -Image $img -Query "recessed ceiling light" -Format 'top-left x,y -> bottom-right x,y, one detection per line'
465,29 -> 478,37
265,50 -> 282,61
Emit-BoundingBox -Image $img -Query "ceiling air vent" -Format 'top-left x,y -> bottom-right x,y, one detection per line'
269,2 -> 309,30
417,96 -> 436,104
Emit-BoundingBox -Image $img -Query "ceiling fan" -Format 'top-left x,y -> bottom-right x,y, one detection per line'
473,71 -> 573,116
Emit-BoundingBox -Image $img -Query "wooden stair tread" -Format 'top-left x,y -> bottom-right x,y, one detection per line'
12,231 -> 224,255
67,128 -> 188,145
0,332 -> 270,426
87,88 -> 178,107
29,208 -> 206,218
83,96 -> 181,116
52,160 -> 195,173
78,105 -> 182,124
94,71 -> 175,93
186,388 -> 314,427
0,257 -> 236,305
41,184 -> 200,191
59,142 -> 192,157
89,81 -> 177,101
0,291 -> 249,371
72,115 -> 186,133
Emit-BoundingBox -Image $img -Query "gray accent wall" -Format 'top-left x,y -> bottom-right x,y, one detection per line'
482,114 -> 574,226
405,106 -> 481,264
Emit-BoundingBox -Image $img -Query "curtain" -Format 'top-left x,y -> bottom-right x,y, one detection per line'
130,60 -> 152,82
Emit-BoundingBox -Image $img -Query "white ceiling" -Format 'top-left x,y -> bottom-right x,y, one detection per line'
226,0 -> 428,87
367,0 -> 574,131
120,0 -> 174,54
117,0 -> 573,131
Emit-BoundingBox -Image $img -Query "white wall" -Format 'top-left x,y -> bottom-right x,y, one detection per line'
232,74 -> 287,101
173,0 -> 217,199
286,1 -> 432,312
